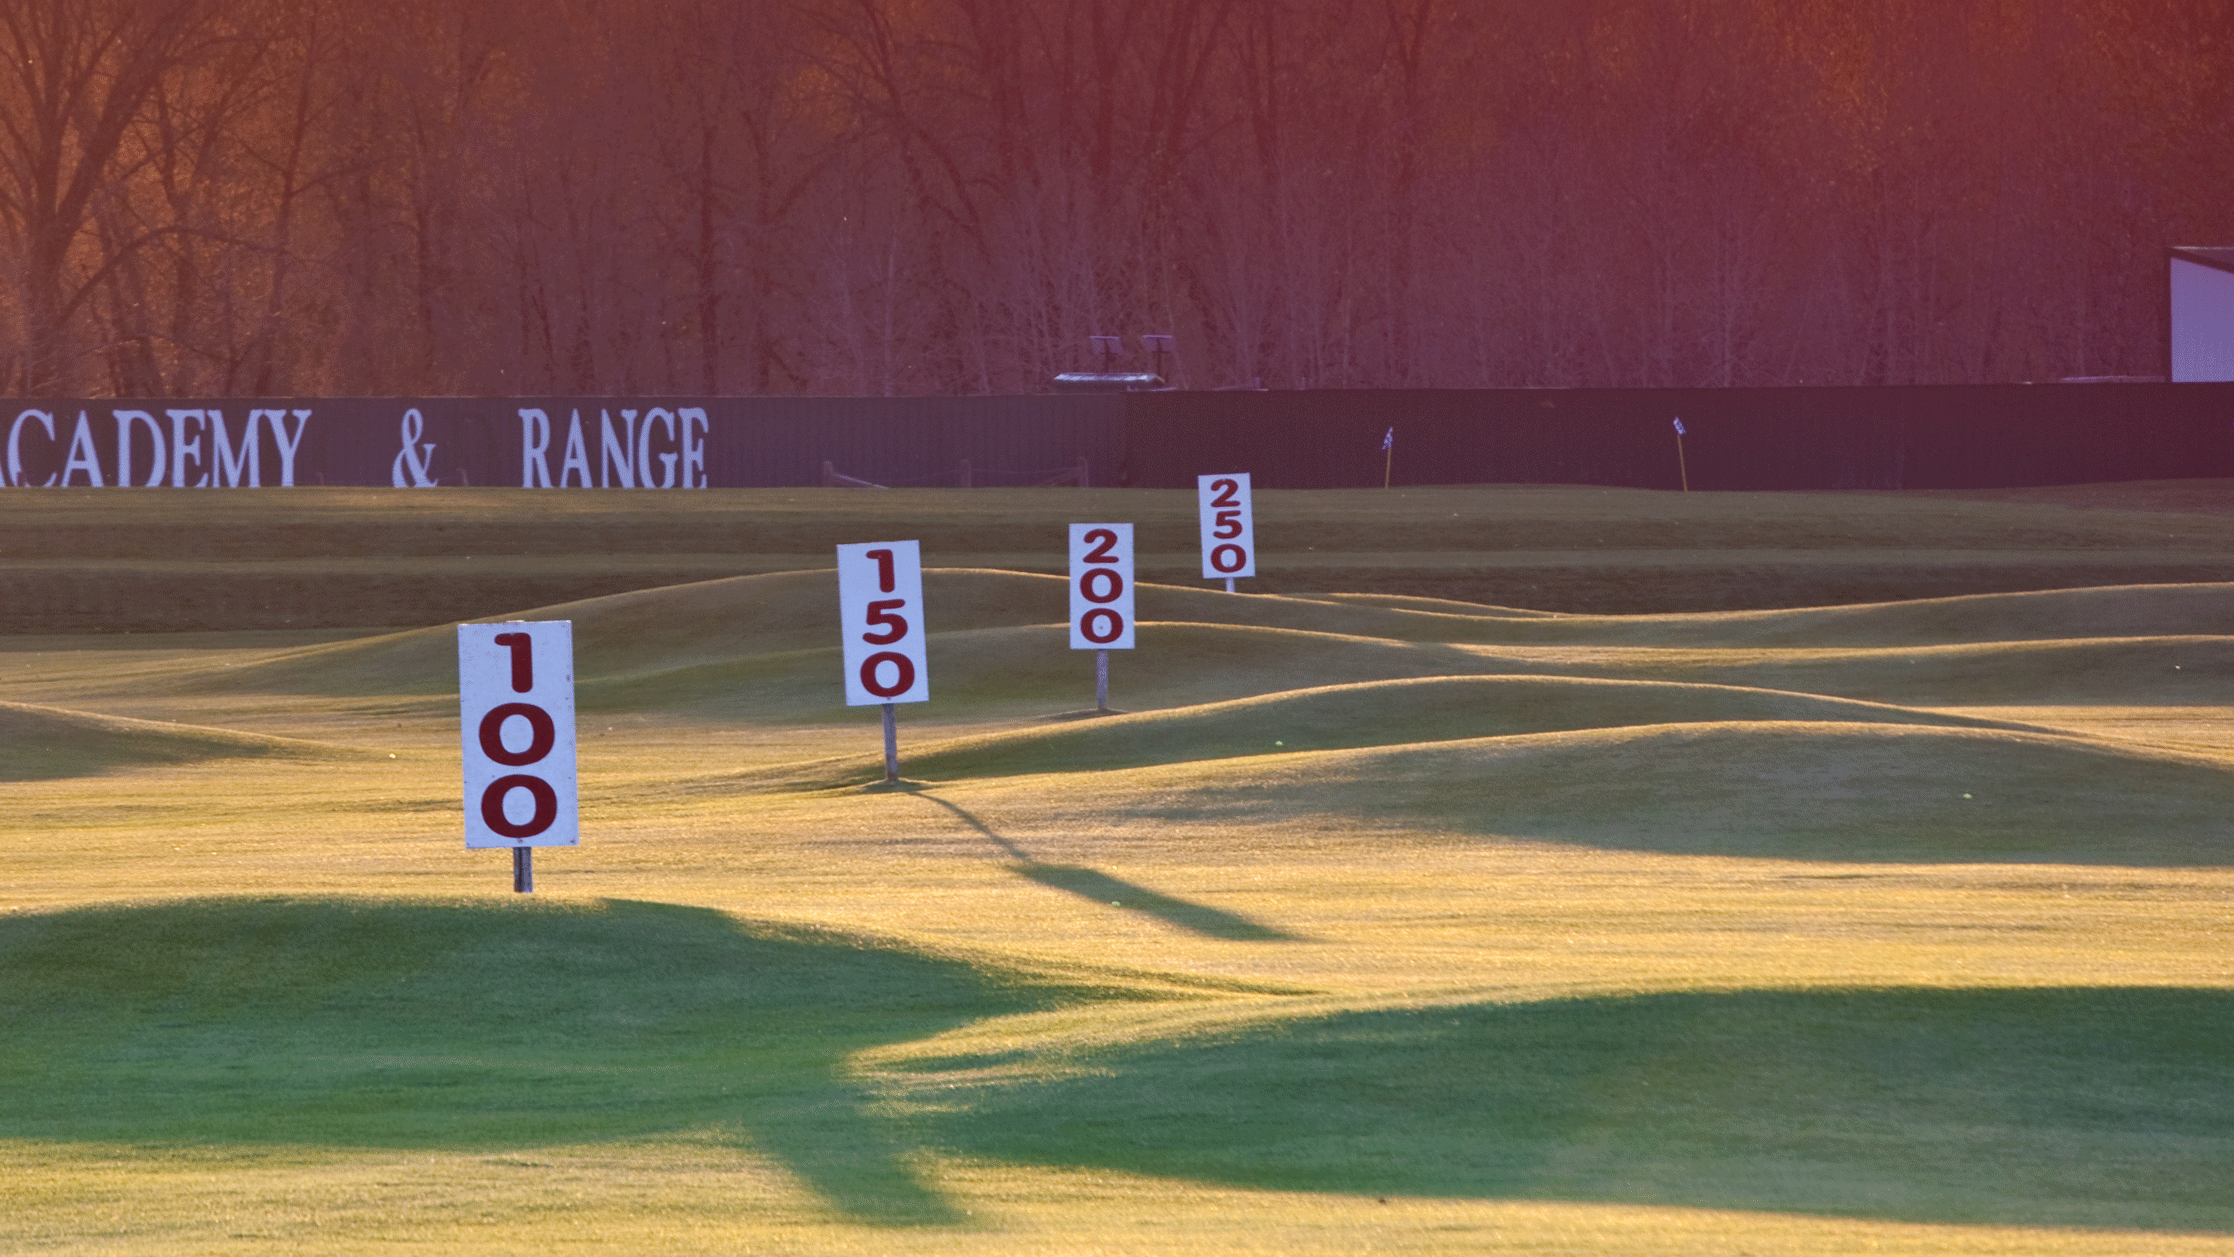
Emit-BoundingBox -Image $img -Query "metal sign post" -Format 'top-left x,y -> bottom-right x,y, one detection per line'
838,541 -> 929,780
1070,523 -> 1135,713
1197,473 -> 1255,593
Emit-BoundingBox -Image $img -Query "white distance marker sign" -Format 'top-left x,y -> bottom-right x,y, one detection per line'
1197,473 -> 1256,579
459,621 -> 578,849
838,540 -> 929,705
1069,523 -> 1135,650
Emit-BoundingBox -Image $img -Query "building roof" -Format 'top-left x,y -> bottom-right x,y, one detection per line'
2170,246 -> 2234,274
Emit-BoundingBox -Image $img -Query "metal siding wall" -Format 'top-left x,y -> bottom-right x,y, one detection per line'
2171,257 -> 2234,382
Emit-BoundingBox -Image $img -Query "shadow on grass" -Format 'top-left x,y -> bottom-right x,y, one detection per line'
903,786 -> 1300,941
914,986 -> 2234,1232
1006,864 -> 1300,941
0,896 -> 1114,1226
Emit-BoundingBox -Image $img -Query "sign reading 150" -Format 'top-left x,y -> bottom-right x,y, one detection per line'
837,540 -> 929,705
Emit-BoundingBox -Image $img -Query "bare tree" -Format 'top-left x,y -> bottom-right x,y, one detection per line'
0,0 -> 216,394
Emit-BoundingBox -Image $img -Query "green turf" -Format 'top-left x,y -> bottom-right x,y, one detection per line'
909,986 -> 2234,1230
9,481 -> 2234,631
0,700 -> 360,780
7,902 -> 2226,1233
0,896 -> 1134,1223
709,677 -> 2063,791
921,721 -> 2234,864
6,898 -> 2225,1232
6,483 -> 2234,1252
80,570 -> 2234,722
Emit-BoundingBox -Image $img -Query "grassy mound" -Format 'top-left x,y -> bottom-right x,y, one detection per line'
1335,582 -> 2234,649
1473,634 -> 2234,706
129,568 -> 1061,699
12,480 -> 2234,630
0,897 -> 1130,1221
129,570 -> 853,699
1603,581 -> 2234,649
721,677 -> 2060,791
122,571 -> 2234,719
571,623 -> 2234,723
911,985 -> 2234,1230
950,721 -> 2234,864
0,700 -> 359,780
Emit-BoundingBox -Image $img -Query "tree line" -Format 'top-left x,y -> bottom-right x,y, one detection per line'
2,0 -> 2227,398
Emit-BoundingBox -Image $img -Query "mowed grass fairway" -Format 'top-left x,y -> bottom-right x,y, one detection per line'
3,483 -> 2233,1255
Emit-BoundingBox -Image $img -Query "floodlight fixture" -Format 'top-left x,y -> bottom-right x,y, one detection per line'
1140,333 -> 1175,382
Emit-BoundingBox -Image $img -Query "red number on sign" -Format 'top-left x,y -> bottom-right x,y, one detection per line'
494,632 -> 534,692
1081,527 -> 1120,563
481,774 -> 558,839
1080,608 -> 1124,644
1079,568 -> 1124,604
1209,478 -> 1240,508
862,598 -> 909,644
1213,508 -> 1243,539
860,651 -> 916,698
866,548 -> 897,593
478,702 -> 555,766
1209,543 -> 1248,574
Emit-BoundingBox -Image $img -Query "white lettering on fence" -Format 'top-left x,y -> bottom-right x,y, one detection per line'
263,410 -> 310,487
62,413 -> 101,485
599,409 -> 635,487
516,404 -> 705,489
211,411 -> 260,487
559,410 -> 593,487
167,409 -> 208,488
681,406 -> 707,488
114,411 -> 164,488
520,408 -> 553,487
7,409 -> 53,486
2,407 -> 308,488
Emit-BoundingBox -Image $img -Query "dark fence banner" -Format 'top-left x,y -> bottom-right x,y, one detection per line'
7,384 -> 2233,492
2,396 -> 1123,490
1119,383 -> 2234,491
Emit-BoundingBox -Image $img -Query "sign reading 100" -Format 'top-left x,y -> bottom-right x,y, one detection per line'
458,620 -> 579,849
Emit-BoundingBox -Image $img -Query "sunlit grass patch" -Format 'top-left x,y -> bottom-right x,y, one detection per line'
915,719 -> 2234,864
0,699 -> 363,780
702,677 -> 2064,793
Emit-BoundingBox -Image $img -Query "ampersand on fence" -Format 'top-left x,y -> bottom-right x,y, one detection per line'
392,408 -> 438,487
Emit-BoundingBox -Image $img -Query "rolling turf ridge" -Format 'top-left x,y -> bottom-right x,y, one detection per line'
1,484 -> 2231,1255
